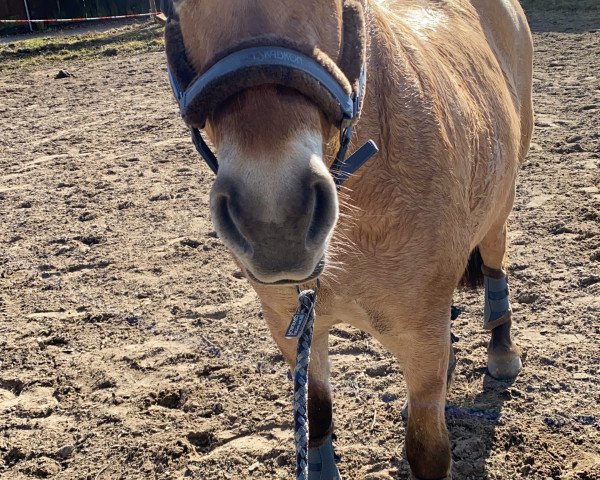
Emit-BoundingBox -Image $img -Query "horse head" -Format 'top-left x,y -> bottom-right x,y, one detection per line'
166,0 -> 369,285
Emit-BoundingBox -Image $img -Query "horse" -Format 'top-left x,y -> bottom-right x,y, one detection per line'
162,0 -> 533,478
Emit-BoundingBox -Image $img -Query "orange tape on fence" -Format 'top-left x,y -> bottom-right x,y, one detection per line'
0,12 -> 161,24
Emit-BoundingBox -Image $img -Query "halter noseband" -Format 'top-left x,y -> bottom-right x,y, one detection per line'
162,0 -> 377,187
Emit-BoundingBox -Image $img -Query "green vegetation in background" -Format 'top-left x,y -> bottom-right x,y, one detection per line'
1,0 -> 597,72
0,22 -> 164,71
520,0 -> 600,10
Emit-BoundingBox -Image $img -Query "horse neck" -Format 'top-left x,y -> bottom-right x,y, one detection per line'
353,1 -> 408,159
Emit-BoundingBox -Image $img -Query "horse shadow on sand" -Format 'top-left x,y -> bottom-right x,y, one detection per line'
391,370 -> 517,479
444,372 -> 517,479
526,10 -> 599,33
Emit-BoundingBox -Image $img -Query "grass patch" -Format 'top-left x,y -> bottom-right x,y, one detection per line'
520,0 -> 600,11
0,21 -> 164,71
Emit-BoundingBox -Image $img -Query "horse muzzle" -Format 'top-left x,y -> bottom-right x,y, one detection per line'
209,152 -> 338,285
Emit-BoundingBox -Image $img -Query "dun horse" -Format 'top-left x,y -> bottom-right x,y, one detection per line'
163,0 -> 533,478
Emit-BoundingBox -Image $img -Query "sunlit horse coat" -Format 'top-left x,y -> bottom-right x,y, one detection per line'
164,0 -> 533,478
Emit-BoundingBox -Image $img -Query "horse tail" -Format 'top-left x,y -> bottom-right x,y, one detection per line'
461,247 -> 484,289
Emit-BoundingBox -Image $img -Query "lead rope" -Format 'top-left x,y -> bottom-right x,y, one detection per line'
285,279 -> 321,480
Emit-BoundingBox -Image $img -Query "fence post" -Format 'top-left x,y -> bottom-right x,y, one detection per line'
150,0 -> 158,13
22,0 -> 33,32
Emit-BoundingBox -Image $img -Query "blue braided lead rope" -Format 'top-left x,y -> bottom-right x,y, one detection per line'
285,281 -> 320,480
293,303 -> 314,479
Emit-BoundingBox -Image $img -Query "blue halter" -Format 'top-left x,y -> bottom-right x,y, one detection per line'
163,7 -> 377,186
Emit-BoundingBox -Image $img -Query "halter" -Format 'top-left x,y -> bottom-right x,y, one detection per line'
162,0 -> 377,187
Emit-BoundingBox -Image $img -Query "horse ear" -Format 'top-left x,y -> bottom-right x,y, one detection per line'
161,0 -> 174,18
340,0 -> 367,95
165,19 -> 196,90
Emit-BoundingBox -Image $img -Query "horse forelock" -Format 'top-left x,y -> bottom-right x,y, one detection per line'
175,0 -> 346,157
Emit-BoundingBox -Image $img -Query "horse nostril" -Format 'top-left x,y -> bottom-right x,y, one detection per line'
306,180 -> 337,248
214,194 -> 252,255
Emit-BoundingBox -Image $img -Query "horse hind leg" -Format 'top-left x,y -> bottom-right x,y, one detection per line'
478,222 -> 522,379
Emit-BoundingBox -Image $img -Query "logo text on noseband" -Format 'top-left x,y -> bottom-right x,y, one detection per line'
249,49 -> 304,65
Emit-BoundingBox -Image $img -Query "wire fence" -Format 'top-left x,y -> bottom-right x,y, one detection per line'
0,0 -> 160,33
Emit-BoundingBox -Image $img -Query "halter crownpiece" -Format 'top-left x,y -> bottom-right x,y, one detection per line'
162,0 -> 377,185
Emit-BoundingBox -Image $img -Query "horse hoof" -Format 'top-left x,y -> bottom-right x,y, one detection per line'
487,351 -> 522,379
401,400 -> 409,420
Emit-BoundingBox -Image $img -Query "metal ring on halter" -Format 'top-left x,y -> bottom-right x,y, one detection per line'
296,278 -> 321,297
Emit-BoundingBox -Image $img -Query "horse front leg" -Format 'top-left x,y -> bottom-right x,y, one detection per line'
262,304 -> 341,480
405,338 -> 452,479
306,332 -> 340,480
377,315 -> 452,480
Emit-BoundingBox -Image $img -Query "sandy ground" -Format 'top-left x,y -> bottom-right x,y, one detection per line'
0,10 -> 598,480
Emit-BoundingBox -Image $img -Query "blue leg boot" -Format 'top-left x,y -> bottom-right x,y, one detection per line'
308,435 -> 341,480
483,266 -> 522,379
483,266 -> 512,331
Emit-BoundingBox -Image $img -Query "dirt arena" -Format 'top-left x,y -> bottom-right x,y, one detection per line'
0,10 -> 598,480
